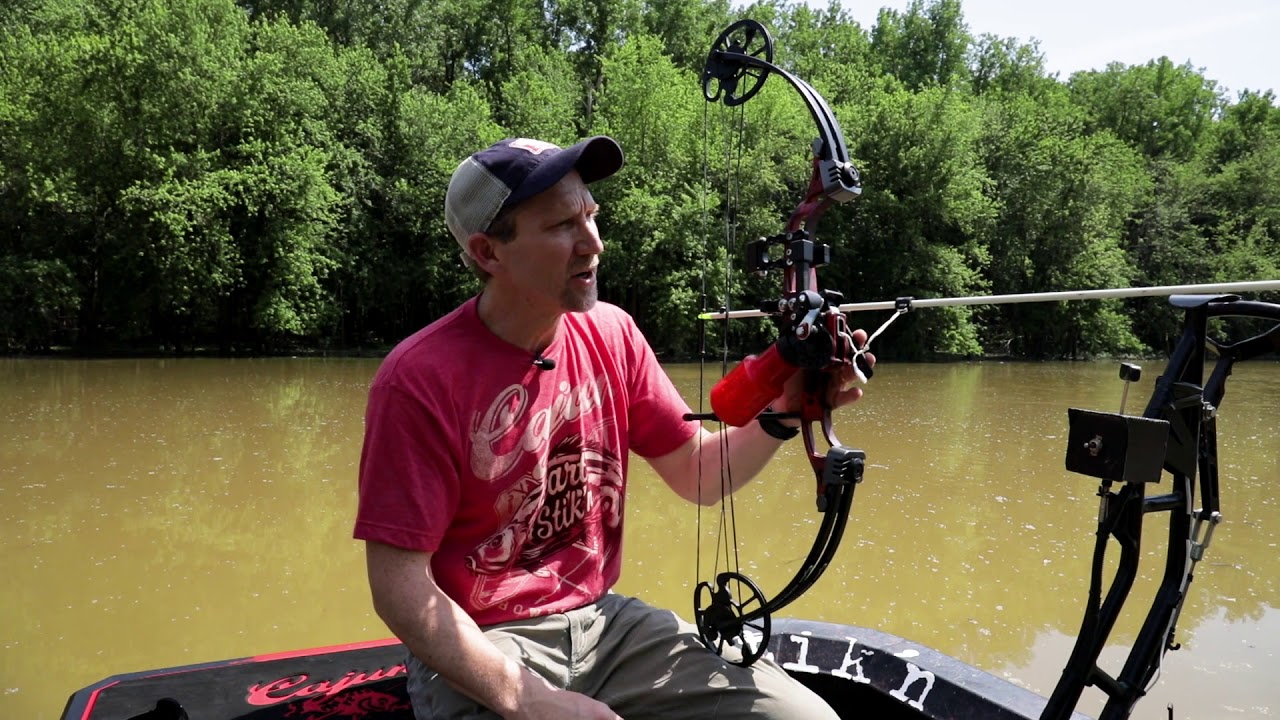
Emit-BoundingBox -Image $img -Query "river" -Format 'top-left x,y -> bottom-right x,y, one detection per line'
1,357 -> 1276,718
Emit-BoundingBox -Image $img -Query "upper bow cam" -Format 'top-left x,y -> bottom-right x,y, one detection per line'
691,18 -> 872,668
702,18 -> 863,230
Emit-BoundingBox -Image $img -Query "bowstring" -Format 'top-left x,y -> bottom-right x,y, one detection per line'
722,102 -> 747,586
853,305 -> 908,378
695,89 -> 749,595
696,99 -> 708,595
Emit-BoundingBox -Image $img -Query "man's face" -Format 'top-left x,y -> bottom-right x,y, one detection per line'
494,170 -> 602,314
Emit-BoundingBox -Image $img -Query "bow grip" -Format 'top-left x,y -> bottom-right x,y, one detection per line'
710,344 -> 798,427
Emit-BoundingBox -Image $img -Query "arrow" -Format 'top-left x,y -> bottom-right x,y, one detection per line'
697,280 -> 1280,321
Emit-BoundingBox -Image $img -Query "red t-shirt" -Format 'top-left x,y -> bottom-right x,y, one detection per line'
354,298 -> 698,625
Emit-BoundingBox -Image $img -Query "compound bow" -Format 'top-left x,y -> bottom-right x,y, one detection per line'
686,19 -> 871,667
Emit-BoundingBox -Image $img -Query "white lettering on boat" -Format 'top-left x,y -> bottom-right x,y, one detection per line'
782,633 -> 820,674
778,632 -> 933,709
830,637 -> 872,684
889,662 -> 936,710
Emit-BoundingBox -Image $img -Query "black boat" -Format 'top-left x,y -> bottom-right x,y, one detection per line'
58,619 -> 1092,720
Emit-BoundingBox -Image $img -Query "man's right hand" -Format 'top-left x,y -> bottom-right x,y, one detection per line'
512,673 -> 622,720
366,542 -> 621,720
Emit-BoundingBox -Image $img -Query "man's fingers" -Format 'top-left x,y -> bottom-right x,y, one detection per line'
834,385 -> 864,407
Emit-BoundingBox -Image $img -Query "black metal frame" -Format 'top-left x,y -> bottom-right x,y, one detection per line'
1043,295 -> 1280,720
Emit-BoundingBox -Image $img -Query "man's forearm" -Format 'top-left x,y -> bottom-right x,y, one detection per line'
366,545 -> 535,716
680,421 -> 791,504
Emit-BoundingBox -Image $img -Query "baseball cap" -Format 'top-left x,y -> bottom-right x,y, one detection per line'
445,136 -> 624,256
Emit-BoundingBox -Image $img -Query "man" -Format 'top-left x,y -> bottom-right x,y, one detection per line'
355,135 -> 872,719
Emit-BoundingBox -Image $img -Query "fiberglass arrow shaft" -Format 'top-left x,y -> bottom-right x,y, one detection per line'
697,280 -> 1280,321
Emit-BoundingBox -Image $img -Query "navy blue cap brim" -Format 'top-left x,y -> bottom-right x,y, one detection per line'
503,136 -> 624,209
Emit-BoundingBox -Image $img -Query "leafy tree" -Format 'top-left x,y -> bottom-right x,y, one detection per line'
3,0 -> 353,350
350,81 -> 503,341
1069,58 -> 1224,162
1,0 -> 1275,357
968,33 -> 1051,98
773,0 -> 876,107
836,82 -> 995,358
639,0 -> 732,72
494,46 -> 583,143
1212,89 -> 1280,167
870,0 -> 971,90
1203,123 -> 1280,283
978,92 -> 1147,357
594,32 -> 713,356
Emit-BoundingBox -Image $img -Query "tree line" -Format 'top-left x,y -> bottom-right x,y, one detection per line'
1,0 -> 1277,358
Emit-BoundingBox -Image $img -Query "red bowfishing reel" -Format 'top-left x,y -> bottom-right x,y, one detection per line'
709,230 -> 866,428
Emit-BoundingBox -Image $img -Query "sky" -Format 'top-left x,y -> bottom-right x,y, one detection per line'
835,0 -> 1278,97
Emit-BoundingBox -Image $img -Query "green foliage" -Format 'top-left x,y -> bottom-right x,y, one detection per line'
1069,57 -> 1224,162
870,0 -> 971,90
640,0 -> 732,71
838,83 -> 995,357
968,33 -> 1051,98
977,91 -> 1147,356
495,46 -> 582,141
360,81 -> 500,336
594,32 -> 712,356
0,0 -> 1275,358
0,258 -> 79,351
1213,90 -> 1280,167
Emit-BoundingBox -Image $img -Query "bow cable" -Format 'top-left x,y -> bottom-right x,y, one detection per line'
693,84 -> 753,613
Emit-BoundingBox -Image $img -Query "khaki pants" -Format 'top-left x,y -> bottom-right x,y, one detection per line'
406,593 -> 840,719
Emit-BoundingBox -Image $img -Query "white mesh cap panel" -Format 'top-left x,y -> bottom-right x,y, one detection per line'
445,157 -> 513,252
